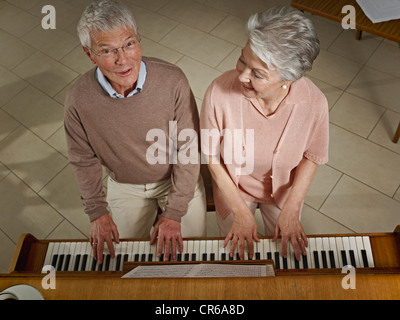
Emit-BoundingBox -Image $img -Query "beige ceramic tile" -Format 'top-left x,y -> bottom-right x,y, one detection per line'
328,29 -> 382,64
0,4 -> 40,37
60,45 -> 95,75
368,110 -> 400,154
306,76 -> 343,110
0,126 -> 68,192
46,126 -> 68,158
0,161 -> 10,181
0,230 -> 15,274
204,0 -> 277,20
211,15 -> 247,47
0,173 -> 63,242
39,165 -> 91,236
126,0 -> 170,11
307,15 -> 344,50
176,56 -> 222,100
329,92 -> 386,138
125,5 -> 178,42
347,66 -> 400,113
160,24 -> 235,68
320,175 -> 400,233
367,40 -> 400,78
13,51 -> 78,97
2,86 -> 64,140
158,0 -> 227,33
21,25 -> 80,61
301,204 -> 353,235
7,0 -> 41,10
305,165 -> 342,210
0,29 -> 36,70
46,219 -> 87,239
0,65 -> 28,108
0,110 -> 20,143
308,49 -> 363,90
329,124 -> 400,197
141,37 -> 183,64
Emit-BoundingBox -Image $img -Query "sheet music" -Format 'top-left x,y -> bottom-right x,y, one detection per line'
356,0 -> 400,23
122,263 -> 275,278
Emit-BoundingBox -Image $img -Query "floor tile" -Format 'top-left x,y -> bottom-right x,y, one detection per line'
0,173 -> 64,242
160,24 -> 235,68
320,175 -> 400,233
308,49 -> 363,90
13,51 -> 78,97
367,40 -> 400,78
329,124 -> 400,197
329,92 -> 385,138
0,65 -> 28,107
0,126 -> 68,192
158,0 -> 227,33
2,85 -> 64,140
210,15 -> 247,47
21,25 -> 79,60
0,4 -> 40,37
368,110 -> 400,154
347,66 -> 400,113
38,165 -> 91,236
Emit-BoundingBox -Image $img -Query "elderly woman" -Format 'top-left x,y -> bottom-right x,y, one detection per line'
200,7 -> 329,261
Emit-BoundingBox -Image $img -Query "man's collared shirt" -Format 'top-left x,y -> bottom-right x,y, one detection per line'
95,60 -> 147,98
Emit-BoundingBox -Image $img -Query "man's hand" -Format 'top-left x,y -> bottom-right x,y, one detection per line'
90,214 -> 120,264
150,216 -> 183,261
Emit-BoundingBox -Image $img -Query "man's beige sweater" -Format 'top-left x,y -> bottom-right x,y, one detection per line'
64,57 -> 200,223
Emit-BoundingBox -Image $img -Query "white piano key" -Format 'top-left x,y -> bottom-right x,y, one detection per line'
44,242 -> 55,268
308,238 -> 317,269
355,236 -> 366,267
217,240 -> 225,260
342,237 -> 352,267
193,240 -> 200,261
205,240 -> 213,261
200,240 -> 207,261
149,242 -> 157,262
211,240 -> 219,261
363,236 -> 375,267
329,237 -> 339,268
314,237 -> 324,268
322,237 -> 331,268
349,237 -> 360,268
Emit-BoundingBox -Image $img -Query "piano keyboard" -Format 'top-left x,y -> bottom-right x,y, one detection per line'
43,236 -> 375,272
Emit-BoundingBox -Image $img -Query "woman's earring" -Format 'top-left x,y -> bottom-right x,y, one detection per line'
282,84 -> 288,90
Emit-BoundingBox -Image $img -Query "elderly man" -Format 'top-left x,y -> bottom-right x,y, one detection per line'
65,0 -> 206,263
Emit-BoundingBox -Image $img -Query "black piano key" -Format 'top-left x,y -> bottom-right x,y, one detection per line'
105,255 -> 111,271
221,253 -> 226,261
57,255 -> 65,271
321,251 -> 328,268
81,254 -> 88,271
123,254 -> 129,268
191,253 -> 196,261
141,254 -> 147,262
91,258 -> 97,271
361,250 -> 369,267
282,257 -> 288,269
267,252 -> 272,260
302,254 -> 308,269
51,255 -> 58,269
177,253 -> 182,261
236,253 -> 240,260
74,255 -> 81,271
255,252 -> 260,260
97,255 -> 104,271
148,253 -> 153,262
341,250 -> 348,266
274,252 -> 280,269
294,255 -> 300,269
202,253 -> 207,261
116,254 -> 122,271
313,251 -> 320,269
349,250 -> 356,267
229,253 -> 234,261
329,251 -> 336,268
210,253 -> 215,261
63,255 -> 71,271
159,254 -> 164,261
134,254 -> 140,262
184,253 -> 190,261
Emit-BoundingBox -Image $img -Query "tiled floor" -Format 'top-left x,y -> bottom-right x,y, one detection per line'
0,0 -> 399,273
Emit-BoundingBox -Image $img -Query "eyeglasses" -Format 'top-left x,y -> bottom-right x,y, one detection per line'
87,39 -> 140,60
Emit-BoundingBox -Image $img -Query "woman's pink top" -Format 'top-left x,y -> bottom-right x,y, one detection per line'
200,70 -> 329,219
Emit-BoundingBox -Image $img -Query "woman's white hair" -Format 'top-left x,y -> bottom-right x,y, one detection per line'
247,6 -> 320,81
77,0 -> 138,48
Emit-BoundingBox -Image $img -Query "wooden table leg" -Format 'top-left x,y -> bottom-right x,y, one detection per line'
393,121 -> 400,143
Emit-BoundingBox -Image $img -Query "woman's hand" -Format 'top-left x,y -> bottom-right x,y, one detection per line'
272,203 -> 308,261
224,212 -> 260,260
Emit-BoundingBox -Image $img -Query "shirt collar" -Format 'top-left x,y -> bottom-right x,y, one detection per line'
95,60 -> 147,98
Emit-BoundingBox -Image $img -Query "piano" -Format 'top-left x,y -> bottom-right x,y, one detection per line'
1,226 -> 400,299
